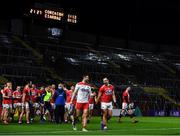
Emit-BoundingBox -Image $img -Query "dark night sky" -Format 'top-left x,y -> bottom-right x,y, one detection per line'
1,0 -> 180,46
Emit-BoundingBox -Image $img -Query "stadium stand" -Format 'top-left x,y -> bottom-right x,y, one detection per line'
0,32 -> 180,115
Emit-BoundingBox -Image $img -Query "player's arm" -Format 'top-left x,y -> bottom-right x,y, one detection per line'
70,85 -> 78,103
95,88 -> 102,104
12,92 -> 16,99
127,91 -> 130,103
112,90 -> 117,104
2,90 -> 9,98
22,91 -> 26,104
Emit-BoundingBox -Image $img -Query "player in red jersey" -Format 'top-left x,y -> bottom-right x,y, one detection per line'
2,82 -> 13,124
118,87 -> 138,123
13,86 -> 22,122
30,84 -> 39,123
96,78 -> 117,130
0,84 -> 6,122
65,85 -> 75,123
50,84 -> 56,121
87,91 -> 96,123
19,84 -> 31,124
70,75 -> 92,132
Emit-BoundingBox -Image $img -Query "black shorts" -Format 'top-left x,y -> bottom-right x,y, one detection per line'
44,101 -> 51,112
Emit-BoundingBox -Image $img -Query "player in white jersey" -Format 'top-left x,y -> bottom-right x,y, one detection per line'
70,75 -> 92,132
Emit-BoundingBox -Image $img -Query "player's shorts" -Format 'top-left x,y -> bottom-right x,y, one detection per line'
22,102 -> 30,109
13,103 -> 22,109
67,104 -> 75,115
50,103 -> 55,110
89,104 -> 94,110
122,102 -> 128,110
101,102 -> 113,110
65,103 -> 71,110
3,104 -> 12,109
44,101 -> 52,112
76,103 -> 89,110
33,103 -> 40,108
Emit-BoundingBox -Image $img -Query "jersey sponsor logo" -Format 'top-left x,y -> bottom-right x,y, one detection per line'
105,89 -> 112,95
31,91 -> 37,96
81,88 -> 90,92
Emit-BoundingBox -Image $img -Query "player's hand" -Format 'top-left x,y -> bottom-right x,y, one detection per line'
95,98 -> 98,104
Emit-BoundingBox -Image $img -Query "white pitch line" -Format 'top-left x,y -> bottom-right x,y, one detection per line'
1,127 -> 180,134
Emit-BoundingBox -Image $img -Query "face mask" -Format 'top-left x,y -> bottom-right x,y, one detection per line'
58,86 -> 62,89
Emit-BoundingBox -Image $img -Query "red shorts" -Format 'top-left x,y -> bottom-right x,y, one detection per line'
76,103 -> 89,110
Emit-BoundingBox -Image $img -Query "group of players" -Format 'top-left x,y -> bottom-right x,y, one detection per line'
0,75 -> 138,131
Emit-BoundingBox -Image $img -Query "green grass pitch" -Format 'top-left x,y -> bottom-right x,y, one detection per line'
0,117 -> 180,135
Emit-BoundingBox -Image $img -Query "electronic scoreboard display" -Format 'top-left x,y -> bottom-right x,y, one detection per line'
28,7 -> 77,23
23,3 -> 78,39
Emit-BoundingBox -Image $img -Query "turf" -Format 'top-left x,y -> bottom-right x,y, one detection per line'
0,117 -> 180,135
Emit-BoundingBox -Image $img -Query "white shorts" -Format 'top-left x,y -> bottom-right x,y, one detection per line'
101,102 -> 113,110
3,104 -> 12,109
13,103 -> 22,109
122,102 -> 128,110
65,103 -> 71,110
22,102 -> 30,109
33,103 -> 40,108
51,103 -> 55,110
89,104 -> 94,110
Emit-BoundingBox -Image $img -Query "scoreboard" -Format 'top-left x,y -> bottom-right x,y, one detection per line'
28,8 -> 77,23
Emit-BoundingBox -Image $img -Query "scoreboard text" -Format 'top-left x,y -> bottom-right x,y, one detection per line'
29,8 -> 77,23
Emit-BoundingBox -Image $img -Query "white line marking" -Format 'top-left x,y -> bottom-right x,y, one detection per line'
1,127 -> 180,134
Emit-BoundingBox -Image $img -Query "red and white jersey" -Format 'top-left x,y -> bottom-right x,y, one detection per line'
75,82 -> 91,103
122,90 -> 129,103
31,89 -> 38,102
13,90 -> 22,103
23,86 -> 31,102
3,88 -> 13,104
66,90 -> 73,103
99,84 -> 114,103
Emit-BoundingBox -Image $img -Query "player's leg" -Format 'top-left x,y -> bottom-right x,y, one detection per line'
47,102 -> 52,121
73,103 -> 82,130
2,104 -> 9,124
50,103 -> 55,122
1,104 -> 5,121
40,103 -> 45,123
107,102 -> 113,122
70,105 -> 77,130
118,102 -> 127,122
67,103 -> 76,129
30,102 -> 35,123
44,102 -> 50,121
102,109 -> 108,130
17,103 -> 22,121
101,102 -> 108,130
128,109 -> 138,123
25,102 -> 30,124
107,109 -> 112,122
88,104 -> 93,123
82,108 -> 89,131
9,104 -> 14,122
64,103 -> 69,123
55,105 -> 61,124
59,105 -> 65,123
18,104 -> 25,124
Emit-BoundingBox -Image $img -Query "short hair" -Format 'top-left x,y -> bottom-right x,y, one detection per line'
103,77 -> 109,81
82,74 -> 89,78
